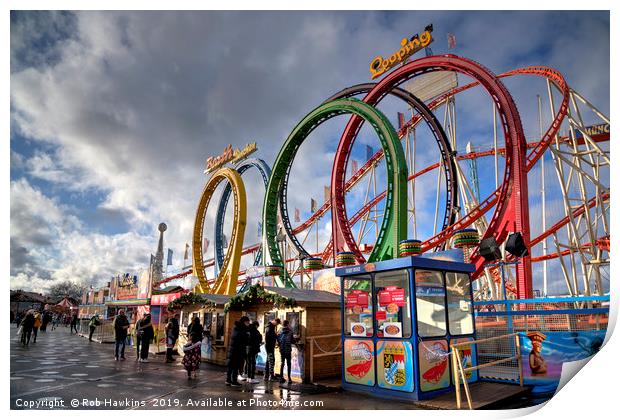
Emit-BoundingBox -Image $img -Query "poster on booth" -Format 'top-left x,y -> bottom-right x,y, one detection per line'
270,345 -> 304,382
519,330 -> 605,393
377,340 -> 414,392
312,268 -> 340,295
344,339 -> 375,386
418,340 -> 451,392
450,337 -> 477,384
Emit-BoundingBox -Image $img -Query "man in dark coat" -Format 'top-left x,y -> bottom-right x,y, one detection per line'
20,310 -> 35,345
113,309 -> 130,360
137,314 -> 154,362
70,313 -> 79,334
245,321 -> 263,383
263,318 -> 280,381
225,316 -> 250,386
278,320 -> 295,383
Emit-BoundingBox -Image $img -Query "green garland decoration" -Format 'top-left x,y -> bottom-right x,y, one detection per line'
167,292 -> 217,312
224,284 -> 296,313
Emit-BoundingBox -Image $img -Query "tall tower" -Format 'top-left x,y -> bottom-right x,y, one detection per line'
152,223 -> 167,285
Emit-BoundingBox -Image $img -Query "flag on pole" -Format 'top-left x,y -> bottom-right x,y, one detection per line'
447,33 -> 457,50
351,159 -> 359,175
204,237 -> 211,252
183,243 -> 189,260
397,112 -> 405,130
294,208 -> 300,222
310,198 -> 317,213
366,145 -> 374,161
166,248 -> 173,266
324,185 -> 330,202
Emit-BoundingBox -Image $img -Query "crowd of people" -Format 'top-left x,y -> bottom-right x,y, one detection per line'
14,307 -> 298,386
225,316 -> 295,386
13,309 -> 69,345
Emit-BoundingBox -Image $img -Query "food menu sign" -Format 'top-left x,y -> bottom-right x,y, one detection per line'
346,290 -> 369,308
378,286 -> 406,307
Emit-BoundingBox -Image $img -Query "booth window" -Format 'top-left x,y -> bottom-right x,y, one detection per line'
374,270 -> 411,338
343,275 -> 373,337
446,272 -> 474,335
415,270 -> 447,337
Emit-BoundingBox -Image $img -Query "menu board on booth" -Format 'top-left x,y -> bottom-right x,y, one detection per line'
418,340 -> 451,392
376,340 -> 414,392
344,339 -> 375,386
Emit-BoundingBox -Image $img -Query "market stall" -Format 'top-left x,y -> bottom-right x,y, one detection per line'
223,284 -> 341,383
169,292 -> 232,364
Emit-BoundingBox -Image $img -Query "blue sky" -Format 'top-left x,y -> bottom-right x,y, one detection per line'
10,11 -> 610,295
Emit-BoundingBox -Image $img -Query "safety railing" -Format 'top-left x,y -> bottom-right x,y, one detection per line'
306,333 -> 342,383
451,333 -> 523,410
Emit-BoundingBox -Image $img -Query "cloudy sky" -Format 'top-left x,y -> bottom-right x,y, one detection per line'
9,11 -> 609,295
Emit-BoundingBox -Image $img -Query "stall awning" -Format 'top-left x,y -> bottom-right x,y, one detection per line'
107,298 -> 150,306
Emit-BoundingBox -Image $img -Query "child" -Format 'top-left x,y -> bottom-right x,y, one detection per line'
182,337 -> 202,379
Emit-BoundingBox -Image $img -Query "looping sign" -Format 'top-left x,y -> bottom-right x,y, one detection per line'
369,24 -> 434,80
204,142 -> 257,173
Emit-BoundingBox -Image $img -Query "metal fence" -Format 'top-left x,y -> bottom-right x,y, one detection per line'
473,296 -> 609,382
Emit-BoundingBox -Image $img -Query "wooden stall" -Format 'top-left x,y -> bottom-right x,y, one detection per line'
173,293 -> 232,365
224,285 -> 342,383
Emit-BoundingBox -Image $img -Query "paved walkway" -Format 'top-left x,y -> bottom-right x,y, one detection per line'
10,325 -> 418,410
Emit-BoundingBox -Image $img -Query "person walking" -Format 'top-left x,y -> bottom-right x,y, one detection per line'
277,320 -> 295,383
225,316 -> 250,386
246,321 -> 263,384
88,314 -> 100,342
42,311 -> 52,332
70,313 -> 79,334
182,336 -> 202,379
137,313 -> 154,362
20,310 -> 35,346
32,312 -> 42,343
113,309 -> 130,361
263,318 -> 280,381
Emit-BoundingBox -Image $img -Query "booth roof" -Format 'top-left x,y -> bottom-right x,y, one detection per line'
196,293 -> 234,306
153,285 -> 185,295
263,287 -> 340,307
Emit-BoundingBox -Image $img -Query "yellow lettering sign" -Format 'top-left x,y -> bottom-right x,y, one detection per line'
370,25 -> 434,80
205,142 -> 258,173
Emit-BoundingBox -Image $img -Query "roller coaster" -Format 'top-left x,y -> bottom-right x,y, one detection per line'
176,50 -> 608,301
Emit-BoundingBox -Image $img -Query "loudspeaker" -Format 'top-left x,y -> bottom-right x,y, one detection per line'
479,237 -> 502,261
505,232 -> 529,257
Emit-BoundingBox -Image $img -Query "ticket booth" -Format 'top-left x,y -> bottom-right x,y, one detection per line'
336,253 -> 478,401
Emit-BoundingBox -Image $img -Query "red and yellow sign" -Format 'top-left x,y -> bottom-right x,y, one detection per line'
369,25 -> 434,80
204,142 -> 257,173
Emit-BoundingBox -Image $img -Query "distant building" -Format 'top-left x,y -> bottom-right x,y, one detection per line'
10,290 -> 55,314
